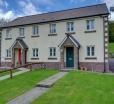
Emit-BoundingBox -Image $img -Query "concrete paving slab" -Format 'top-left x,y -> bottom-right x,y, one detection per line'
36,72 -> 68,88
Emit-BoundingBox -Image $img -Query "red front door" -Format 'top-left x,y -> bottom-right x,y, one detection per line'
18,49 -> 22,65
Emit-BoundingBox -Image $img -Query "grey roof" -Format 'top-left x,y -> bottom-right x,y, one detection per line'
69,34 -> 81,48
11,38 -> 28,49
2,3 -> 109,28
16,38 -> 28,49
58,34 -> 81,48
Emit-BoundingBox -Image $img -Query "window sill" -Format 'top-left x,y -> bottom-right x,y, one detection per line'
85,57 -> 97,60
18,36 -> 25,38
48,57 -> 57,60
31,35 -> 40,38
5,38 -> 12,40
65,32 -> 76,35
48,33 -> 57,36
5,57 -> 11,60
84,30 -> 96,33
31,58 -> 39,60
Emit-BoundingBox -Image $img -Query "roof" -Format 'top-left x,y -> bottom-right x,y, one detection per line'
58,34 -> 81,48
2,3 -> 109,28
11,38 -> 28,49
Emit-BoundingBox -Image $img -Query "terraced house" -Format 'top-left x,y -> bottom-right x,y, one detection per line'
1,3 -> 109,72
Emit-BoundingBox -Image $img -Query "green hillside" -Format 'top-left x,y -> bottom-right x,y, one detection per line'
109,21 -> 114,55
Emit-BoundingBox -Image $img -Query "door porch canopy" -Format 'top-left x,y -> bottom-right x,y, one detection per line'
10,38 -> 28,66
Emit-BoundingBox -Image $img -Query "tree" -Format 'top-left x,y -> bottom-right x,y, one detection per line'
0,18 -> 9,27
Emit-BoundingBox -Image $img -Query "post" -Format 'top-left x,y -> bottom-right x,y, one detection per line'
29,64 -> 32,71
10,69 -> 13,79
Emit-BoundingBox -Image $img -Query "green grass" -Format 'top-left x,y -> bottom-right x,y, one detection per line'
0,70 -> 18,77
32,71 -> 114,104
109,43 -> 114,53
0,69 -> 58,104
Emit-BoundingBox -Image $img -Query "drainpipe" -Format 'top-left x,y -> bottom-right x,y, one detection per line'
78,48 -> 80,69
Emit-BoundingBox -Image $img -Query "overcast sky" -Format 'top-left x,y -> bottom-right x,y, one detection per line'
0,0 -> 114,20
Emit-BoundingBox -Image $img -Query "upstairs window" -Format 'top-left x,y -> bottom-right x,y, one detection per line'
49,47 -> 56,57
6,49 -> 11,58
87,46 -> 95,57
32,48 -> 38,58
33,26 -> 39,36
6,29 -> 11,38
86,20 -> 95,31
67,22 -> 74,32
50,24 -> 56,34
19,28 -> 25,37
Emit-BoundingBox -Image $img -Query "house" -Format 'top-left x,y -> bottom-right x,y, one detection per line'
0,3 -> 109,72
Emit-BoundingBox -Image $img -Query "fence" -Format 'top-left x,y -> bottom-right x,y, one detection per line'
0,62 -> 46,79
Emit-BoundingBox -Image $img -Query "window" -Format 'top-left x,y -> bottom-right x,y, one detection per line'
67,22 -> 74,32
91,46 -> 95,56
86,20 -> 95,31
49,47 -> 56,57
50,24 -> 56,34
6,49 -> 11,58
32,48 -> 38,58
87,47 -> 90,56
87,46 -> 95,56
19,28 -> 24,37
33,26 -> 39,35
6,29 -> 11,38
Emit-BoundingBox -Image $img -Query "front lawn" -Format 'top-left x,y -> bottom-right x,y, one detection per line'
32,71 -> 114,104
0,69 -> 58,104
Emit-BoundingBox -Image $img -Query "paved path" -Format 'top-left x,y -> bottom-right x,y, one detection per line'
37,72 -> 68,87
7,87 -> 49,104
7,72 -> 68,104
0,68 -> 29,81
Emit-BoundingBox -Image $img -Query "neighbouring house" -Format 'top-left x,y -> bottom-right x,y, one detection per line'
0,3 -> 109,72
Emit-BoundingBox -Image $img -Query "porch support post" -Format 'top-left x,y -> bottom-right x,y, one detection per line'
12,48 -> 15,67
60,47 -> 64,69
22,49 -> 25,65
74,46 -> 78,69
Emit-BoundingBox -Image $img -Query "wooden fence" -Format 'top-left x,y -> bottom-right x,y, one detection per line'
0,62 -> 46,79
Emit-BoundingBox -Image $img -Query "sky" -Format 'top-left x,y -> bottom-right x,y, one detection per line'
0,0 -> 114,20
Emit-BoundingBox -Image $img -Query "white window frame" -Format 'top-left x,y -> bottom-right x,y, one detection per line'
67,22 -> 74,32
32,48 -> 38,58
87,46 -> 95,57
19,27 -> 25,37
6,29 -> 11,38
50,23 -> 56,34
6,49 -> 11,58
86,19 -> 95,31
49,47 -> 56,57
33,25 -> 39,36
